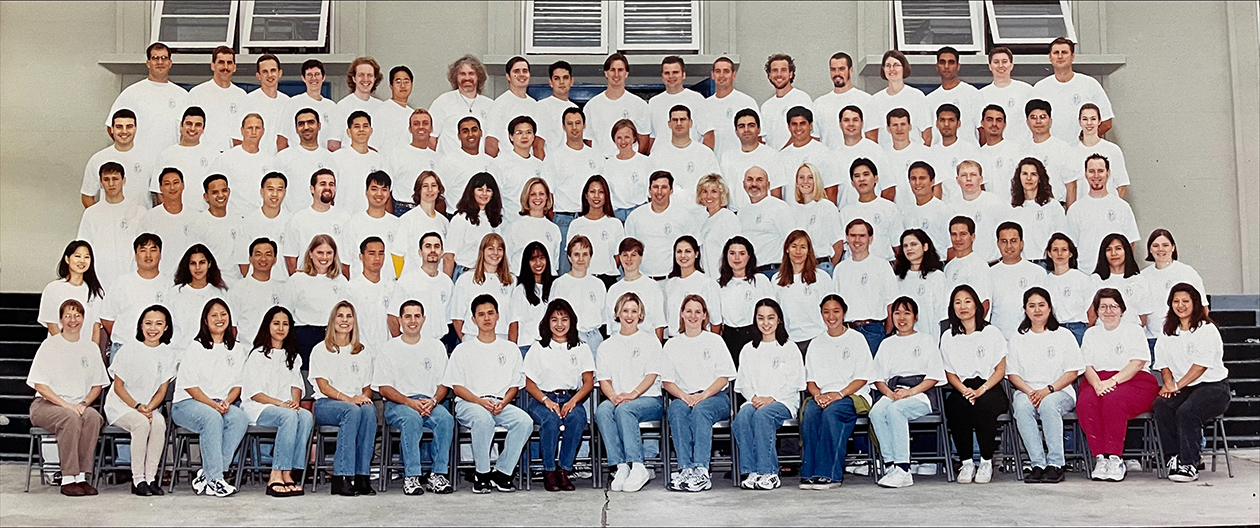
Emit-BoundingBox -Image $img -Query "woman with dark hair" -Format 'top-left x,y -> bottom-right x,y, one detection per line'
511,241 -> 555,356
940,285 -> 1009,484
870,49 -> 928,146
604,119 -> 651,221
1043,233 -> 1096,345
716,236 -> 775,364
504,177 -> 561,275
453,233 -> 518,342
285,234 -> 350,370
894,229 -> 947,339
597,292 -> 665,493
170,244 -> 230,350
171,298 -> 248,498
1009,158 -> 1067,265
798,294 -> 873,490
774,230 -> 834,353
105,305 -> 176,496
552,236 -> 608,354
695,173 -> 740,278
663,236 -> 721,338
446,172 -> 504,279
871,296 -> 945,489
733,298 -> 805,491
568,175 -> 626,286
1091,233 -> 1154,329
523,299 -> 596,491
242,306 -> 313,497
39,240 -> 106,343
1007,287 -> 1084,484
311,301 -> 377,496
396,171 -> 451,274
1076,288 -> 1158,482
1142,229 -> 1209,345
1153,283 -> 1231,483
662,295 -> 736,492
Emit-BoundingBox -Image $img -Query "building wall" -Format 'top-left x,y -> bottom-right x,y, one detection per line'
1,1 -> 1256,293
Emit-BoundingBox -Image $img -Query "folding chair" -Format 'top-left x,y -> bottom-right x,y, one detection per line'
24,427 -> 57,492
590,385 -> 667,488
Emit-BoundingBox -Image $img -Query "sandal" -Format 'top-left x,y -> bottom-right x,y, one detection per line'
285,481 -> 304,496
266,481 -> 293,497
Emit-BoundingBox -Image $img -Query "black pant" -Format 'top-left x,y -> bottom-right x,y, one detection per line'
945,377 -> 1009,460
294,325 -> 326,371
1152,379 -> 1231,466
720,324 -> 759,368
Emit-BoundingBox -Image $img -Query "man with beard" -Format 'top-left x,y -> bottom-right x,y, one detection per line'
276,108 -> 338,212
813,52 -> 873,150
284,168 -> 350,277
758,53 -> 812,151
430,55 -> 494,155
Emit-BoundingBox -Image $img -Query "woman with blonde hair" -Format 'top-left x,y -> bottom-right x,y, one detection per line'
311,300 -> 377,496
791,163 -> 842,275
395,170 -> 450,275
285,234 -> 349,369
695,174 -> 740,278
596,292 -> 666,492
504,177 -> 561,275
453,233 -> 518,342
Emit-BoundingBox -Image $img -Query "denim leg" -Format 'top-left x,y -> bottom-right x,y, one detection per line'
868,398 -> 894,463
494,404 -> 533,475
554,213 -> 576,274
423,404 -> 454,474
856,322 -> 887,356
733,404 -> 757,475
454,400 -> 496,474
558,397 -> 588,471
800,400 -> 826,478
886,397 -> 929,464
527,397 -> 563,471
816,260 -> 834,277
220,406 -> 248,475
751,402 -> 791,474
1012,392 -> 1047,468
1041,392 -> 1074,467
314,399 -> 364,476
172,400 -> 228,477
689,394 -> 731,469
822,398 -> 858,481
354,404 -> 377,475
256,406 -> 303,471
595,400 -> 626,465
580,330 -> 605,360
617,397 -> 661,464
1063,322 -> 1087,346
385,401 -> 425,477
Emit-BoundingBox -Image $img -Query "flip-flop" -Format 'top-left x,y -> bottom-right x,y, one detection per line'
266,481 -> 293,497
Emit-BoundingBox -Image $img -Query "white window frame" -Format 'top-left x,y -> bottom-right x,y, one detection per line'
892,0 -> 985,53
240,0 -> 331,48
523,0 -> 611,55
985,0 -> 1076,45
150,0 -> 238,50
614,0 -> 702,52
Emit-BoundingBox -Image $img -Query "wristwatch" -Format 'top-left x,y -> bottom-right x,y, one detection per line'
135,402 -> 144,410
1046,385 -> 1055,393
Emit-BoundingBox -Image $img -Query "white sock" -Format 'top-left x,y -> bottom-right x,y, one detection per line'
134,475 -> 148,485
616,463 -> 630,474
631,462 -> 645,471
696,466 -> 709,477
68,473 -> 84,483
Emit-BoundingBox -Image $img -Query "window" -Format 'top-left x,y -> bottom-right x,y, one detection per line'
985,0 -> 1075,45
152,0 -> 238,49
241,0 -> 330,48
524,0 -> 700,54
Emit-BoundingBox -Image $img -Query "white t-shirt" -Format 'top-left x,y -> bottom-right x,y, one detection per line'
329,147 -> 385,215
804,330 -> 874,406
428,90 -> 494,155
534,95 -> 577,146
105,342 -> 176,423
452,272 -> 517,339
173,341 -> 247,402
583,91 -> 651,156
924,82 -> 984,144
897,269 -> 948,339
1007,327 -> 1084,399
343,211 -> 401,276
1067,193 -> 1140,270
187,80 -> 248,151
596,330 -> 666,396
390,268 -> 455,341
282,206 -> 350,259
274,145 -> 337,213
437,149 -> 495,207
1073,138 -> 1130,192
191,210 -> 245,272
737,340 -> 807,417
777,140 -> 844,201
832,139 -> 885,209
1020,136 -> 1079,201
484,91 -> 538,144
371,336 -> 449,398
283,272 -> 350,326
881,142 -> 941,204
951,192 -> 1010,262
736,197 -> 792,266
109,79 -> 189,153
698,209 -> 741,276
209,146 -> 275,212
716,274 -> 776,327
385,143 -> 440,203
81,145 -> 157,208
814,88 -> 875,150
624,201 -> 700,277
605,276 -> 667,331
309,342 -> 374,399
1030,72 -> 1115,142
543,143 -> 605,213
374,99 -> 415,152
332,94 -> 384,150
1093,272 -> 1157,328
568,216 -> 625,276
1044,268 -> 1097,324
940,325 -> 1008,380
898,196 -> 952,252
1153,324 -> 1229,386
240,348 -> 305,424
235,88 -> 290,152
1011,201 -> 1069,261
503,216 -> 561,275
944,252 -> 994,304
443,337 -> 525,399
490,151 -> 543,217
988,260 -> 1048,339
77,200 -> 147,288
663,272 -> 722,337
236,208 -> 292,276
661,331 -> 736,394
874,331 -> 946,407
156,143 -> 221,212
446,211 -> 500,269
773,270 -> 835,342
840,198 -> 901,262
347,274 -> 396,349
167,284 -> 228,348
38,279 -> 105,332
977,80 -> 1034,144
647,89 -> 710,143
759,88 -> 813,151
1142,262 -> 1208,339
552,274 -> 607,333
704,89 -> 759,159
870,85 -> 930,145
649,140 -> 720,194
720,144 -> 784,212
393,209 -> 449,273
1080,322 -> 1149,372
603,153 -> 652,210
510,284 -> 549,347
228,275 -> 285,343
279,92 -> 338,150
976,139 -> 1023,199
833,255 -> 898,322
524,340 -> 596,391
27,334 -> 110,404
930,140 -> 982,203
100,272 -> 170,347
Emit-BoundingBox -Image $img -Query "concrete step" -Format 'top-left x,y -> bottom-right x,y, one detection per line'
1221,326 -> 1260,342
0,376 -> 34,397
0,358 -> 32,376
0,324 -> 47,343
0,341 -> 39,360
1222,416 -> 1260,437
0,307 -> 38,326
1230,378 -> 1260,398
1226,359 -> 1260,379
1225,343 -> 1259,361
1226,396 -> 1259,417
0,293 -> 39,310
1211,310 -> 1258,327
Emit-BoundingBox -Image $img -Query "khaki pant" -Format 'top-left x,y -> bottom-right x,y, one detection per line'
112,409 -> 167,482
30,397 -> 102,477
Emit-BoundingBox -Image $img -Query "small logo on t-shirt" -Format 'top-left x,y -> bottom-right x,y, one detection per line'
498,353 -> 507,365
913,346 -> 922,357
664,224 -> 673,235
631,172 -> 640,183
621,110 -> 630,119
226,355 -> 235,367
168,98 -> 177,108
351,362 -> 359,373
860,273 -> 869,285
545,232 -> 554,242
1036,210 -> 1045,221
1114,343 -> 1124,355
588,292 -> 597,303
917,284 -> 926,295
744,290 -> 753,302
200,157 -> 209,167
686,162 -> 695,173
80,357 -> 90,369
423,358 -> 432,371
632,347 -> 641,358
439,291 -> 449,303
1047,346 -> 1056,359
1072,94 -> 1082,105
976,345 -> 986,358
589,159 -> 597,169
271,293 -> 280,305
755,214 -> 763,224
842,348 -> 851,360
996,158 -> 1004,169
1062,286 -> 1073,297
570,354 -> 578,366
229,103 -> 238,114
703,349 -> 712,360
601,231 -> 610,241
1107,210 -> 1117,222
1018,278 -> 1028,288
772,357 -> 782,369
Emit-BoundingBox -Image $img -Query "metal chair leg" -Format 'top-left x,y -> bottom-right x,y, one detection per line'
25,433 -> 37,492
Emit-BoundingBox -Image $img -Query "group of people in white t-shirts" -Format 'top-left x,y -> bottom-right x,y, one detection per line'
33,37 -> 1229,500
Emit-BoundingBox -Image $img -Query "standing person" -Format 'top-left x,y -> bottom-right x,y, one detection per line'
584,53 -> 650,156
814,52 -> 874,150
605,238 -> 667,340
108,42 -> 188,152
832,107 -> 885,208
39,241 -> 105,344
663,236 -> 722,338
511,241 -> 556,356
597,293 -> 666,492
188,46 -> 247,151
275,108 -> 338,213
446,173 -> 505,279
603,119 -> 652,221
390,233 -> 456,346
662,295 -> 737,492
1142,229 -> 1208,344
78,162 -> 146,289
1091,234 -> 1155,329
1075,288 -> 1159,482
543,108 -> 605,243
1030,38 -> 1115,142
868,50 -> 929,146
759,54 -> 813,150
280,59 -> 338,151
943,216 -> 993,314
387,109 -> 439,214
704,57 -> 758,159
898,162 -> 953,253
928,104 -> 981,202
720,110 -> 784,212
737,167 -> 792,279
343,171 -> 400,278
1043,233 -> 1096,345
870,296 -> 945,489
429,55 -> 494,155
988,222 -> 1048,339
235,172 -> 292,280
282,169 -> 349,276
346,237 -> 396,350
451,234 -> 518,342
490,116 -> 544,216
624,171 -> 700,279
715,237 -> 776,364
552,237 -> 608,353
194,174 -> 246,282
156,107 -> 221,212
568,175 -> 626,286
839,158 -> 900,262
776,108 -> 841,206
241,306 -> 314,497
331,56 -> 383,151
331,111 -> 385,215
1152,284 -> 1231,483
894,229 -> 948,339
167,244 -> 230,349
82,110 -> 155,209
645,56 -> 710,153
695,174 -> 741,280
503,178 -> 561,275
393,172 -> 450,274
230,238 -> 286,344
833,219 -> 898,354
789,164 -> 842,272
105,305 -> 176,496
1074,104 -> 1130,199
141,168 -> 199,276
649,105 -> 720,193
798,295 -> 874,490
534,61 -> 578,156
310,301 -> 378,497
26,300 -> 110,497
375,65 -> 416,151
285,234 -> 350,369
1006,288 -> 1084,484
444,294 -> 532,493
1067,154 -> 1140,269
171,299 -> 248,497
484,56 -> 537,158
523,299 -> 596,492
940,285 -> 1010,484
976,105 -> 1022,197
978,47 -> 1033,144
734,299 -> 806,491
1009,158 -> 1068,262
1020,99 -> 1079,204
773,231 -> 834,352
236,55 -> 289,152
99,235 -> 169,350
923,47 -> 983,145
949,161 -> 1009,262
375,300 -> 456,495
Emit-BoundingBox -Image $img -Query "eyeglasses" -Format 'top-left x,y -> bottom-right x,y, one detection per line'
1097,304 -> 1122,312
149,55 -> 171,62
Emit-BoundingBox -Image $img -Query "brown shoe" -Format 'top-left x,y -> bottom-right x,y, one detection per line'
80,481 -> 99,496
60,483 -> 86,497
557,469 -> 576,491
543,470 -> 562,492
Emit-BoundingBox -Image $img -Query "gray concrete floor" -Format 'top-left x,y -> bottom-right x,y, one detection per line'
2,453 -> 1258,527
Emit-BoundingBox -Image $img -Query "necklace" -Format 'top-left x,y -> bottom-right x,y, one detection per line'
458,92 -> 477,113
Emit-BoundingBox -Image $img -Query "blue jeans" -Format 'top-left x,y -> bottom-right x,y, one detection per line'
580,329 -> 604,360
1063,321 -> 1087,346
800,397 -> 858,481
595,396 -> 663,465
171,399 -> 248,478
384,396 -> 454,476
868,395 -> 930,465
454,399 -> 532,475
732,402 -> 792,475
526,393 -> 588,471
1011,390 -> 1074,468
255,406 -> 314,471
667,391 -> 731,469
758,265 -> 779,282
613,203 -> 643,224
313,399 -> 377,476
816,260 -> 834,277
452,265 -> 471,284
554,213 -> 577,274
852,321 -> 887,356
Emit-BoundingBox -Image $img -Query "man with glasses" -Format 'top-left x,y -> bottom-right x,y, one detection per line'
107,42 -> 189,152
280,59 -> 339,151
375,65 -> 416,152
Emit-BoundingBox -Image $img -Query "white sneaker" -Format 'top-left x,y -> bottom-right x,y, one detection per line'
610,466 -> 629,492
740,472 -> 761,490
191,469 -> 207,495
755,473 -> 781,490
1107,456 -> 1126,482
205,478 -> 236,498
974,459 -> 993,484
1091,455 -> 1109,481
877,467 -> 914,488
623,465 -> 652,492
668,467 -> 692,491
956,460 -> 975,484
685,467 -> 711,492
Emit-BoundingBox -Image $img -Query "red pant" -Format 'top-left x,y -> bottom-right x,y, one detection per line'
1076,370 -> 1159,456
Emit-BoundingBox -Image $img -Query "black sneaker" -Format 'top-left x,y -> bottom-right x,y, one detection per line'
148,480 -> 165,496
471,472 -> 493,494
1169,464 -> 1199,483
489,471 -> 517,492
403,476 -> 425,496
1025,466 -> 1044,484
1043,466 -> 1065,483
425,473 -> 453,494
131,481 -> 153,496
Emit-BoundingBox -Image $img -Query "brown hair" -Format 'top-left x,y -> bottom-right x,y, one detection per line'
323,300 -> 365,354
676,294 -> 710,334
447,54 -> 488,93
764,53 -> 796,83
346,57 -> 383,93
299,234 -> 343,279
473,233 -> 513,287
778,230 -> 820,287
1162,283 -> 1213,336
880,50 -> 911,80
